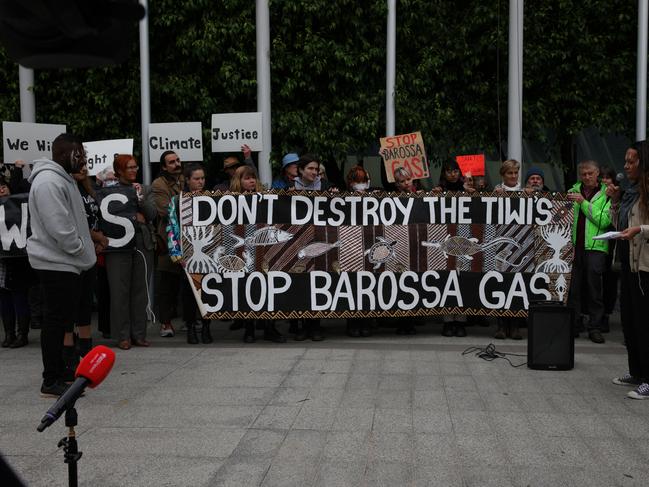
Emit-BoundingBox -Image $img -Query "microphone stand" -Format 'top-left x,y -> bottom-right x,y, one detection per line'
57,405 -> 82,487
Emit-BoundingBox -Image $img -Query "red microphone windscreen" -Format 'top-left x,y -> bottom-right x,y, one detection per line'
75,345 -> 115,388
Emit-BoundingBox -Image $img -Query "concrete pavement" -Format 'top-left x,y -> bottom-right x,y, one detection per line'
1,316 -> 647,486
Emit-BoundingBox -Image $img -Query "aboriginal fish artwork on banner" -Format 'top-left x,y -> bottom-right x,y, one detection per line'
178,190 -> 575,320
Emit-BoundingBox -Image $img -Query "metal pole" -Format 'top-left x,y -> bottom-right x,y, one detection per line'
256,0 -> 272,187
19,65 -> 36,123
637,0 -> 648,141
139,0 -> 152,185
507,0 -> 523,168
386,0 -> 396,136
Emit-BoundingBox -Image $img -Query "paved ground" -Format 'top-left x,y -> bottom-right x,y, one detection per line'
1,316 -> 648,487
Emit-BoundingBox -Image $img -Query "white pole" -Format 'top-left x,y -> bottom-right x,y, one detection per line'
19,66 -> 36,123
507,0 -> 523,168
386,0 -> 396,136
637,0 -> 648,141
256,0 -> 272,187
139,0 -> 152,185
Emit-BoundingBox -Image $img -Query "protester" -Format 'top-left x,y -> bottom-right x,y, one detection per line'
293,154 -> 334,191
393,166 -> 418,193
229,169 -> 286,344
60,161 -> 109,380
104,155 -> 157,350
319,163 -> 328,181
567,160 -> 610,344
434,159 -> 464,191
271,153 -> 299,189
344,166 -> 374,337
607,142 -> 649,399
600,165 -> 619,332
152,150 -> 184,338
0,173 -> 33,349
26,134 -> 96,396
493,159 -> 525,339
524,166 -> 550,191
494,159 -> 522,192
213,145 -> 255,190
167,163 -> 213,344
230,165 -> 263,192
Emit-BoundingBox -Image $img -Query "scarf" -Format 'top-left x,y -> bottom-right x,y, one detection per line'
294,176 -> 322,191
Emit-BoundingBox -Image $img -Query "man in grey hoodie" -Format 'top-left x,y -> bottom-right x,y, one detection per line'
27,133 -> 96,397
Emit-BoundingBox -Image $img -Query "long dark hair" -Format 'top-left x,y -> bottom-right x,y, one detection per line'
635,140 -> 649,219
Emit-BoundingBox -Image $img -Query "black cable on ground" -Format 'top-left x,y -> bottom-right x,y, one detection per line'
462,343 -> 527,368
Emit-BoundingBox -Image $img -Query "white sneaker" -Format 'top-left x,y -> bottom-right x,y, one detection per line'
627,383 -> 649,400
160,325 -> 175,337
612,373 -> 642,386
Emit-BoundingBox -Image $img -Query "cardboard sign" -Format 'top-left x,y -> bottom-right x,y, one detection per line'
148,122 -> 203,163
379,131 -> 429,183
456,154 -> 485,177
211,112 -> 263,152
83,139 -> 134,176
2,121 -> 66,164
181,191 -> 574,319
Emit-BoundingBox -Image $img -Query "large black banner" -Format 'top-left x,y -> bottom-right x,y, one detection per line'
180,191 -> 575,319
0,193 -> 30,256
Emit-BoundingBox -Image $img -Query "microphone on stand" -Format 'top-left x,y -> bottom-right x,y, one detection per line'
37,346 -> 115,432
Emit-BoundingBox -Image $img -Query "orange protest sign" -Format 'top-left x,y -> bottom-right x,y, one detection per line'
379,131 -> 429,183
455,154 -> 485,177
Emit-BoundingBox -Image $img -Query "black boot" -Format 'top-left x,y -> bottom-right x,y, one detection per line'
347,319 -> 360,337
9,315 -> 29,348
310,320 -> 324,341
288,319 -> 299,335
187,321 -> 199,344
359,319 -> 372,337
243,320 -> 255,343
201,320 -> 213,344
294,320 -> 309,341
2,315 -> 16,348
62,345 -> 78,382
264,321 -> 286,343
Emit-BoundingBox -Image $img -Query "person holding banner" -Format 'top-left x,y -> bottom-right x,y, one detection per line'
167,163 -> 213,345
607,142 -> 649,399
213,145 -> 256,191
105,155 -> 157,350
26,133 -> 96,396
292,154 -> 334,191
60,162 -> 109,379
271,153 -> 299,190
0,173 -> 34,349
152,150 -> 184,338
433,159 -> 464,192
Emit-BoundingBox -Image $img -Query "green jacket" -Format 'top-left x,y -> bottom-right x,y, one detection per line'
569,181 -> 611,253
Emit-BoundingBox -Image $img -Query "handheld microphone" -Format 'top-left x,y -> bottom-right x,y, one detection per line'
37,346 -> 115,432
616,173 -> 624,183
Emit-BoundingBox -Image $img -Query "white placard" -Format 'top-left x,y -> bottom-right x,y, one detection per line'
148,122 -> 203,163
83,139 -> 134,176
211,112 -> 263,152
2,121 -> 66,164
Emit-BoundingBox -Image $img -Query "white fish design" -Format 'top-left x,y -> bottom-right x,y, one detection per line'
231,226 -> 294,249
298,241 -> 341,260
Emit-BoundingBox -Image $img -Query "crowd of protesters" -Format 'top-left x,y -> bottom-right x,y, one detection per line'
1,134 -> 648,400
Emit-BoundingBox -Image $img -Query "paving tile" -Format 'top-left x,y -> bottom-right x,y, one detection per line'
291,405 -> 337,431
368,432 -> 414,463
312,459 -> 365,487
210,457 -> 272,487
413,433 -> 459,466
363,459 -> 413,487
252,406 -> 301,429
261,457 -> 318,487
449,410 -> 494,436
456,434 -> 508,466
330,407 -> 375,432
275,429 -> 327,460
372,408 -> 413,433
413,464 -> 463,487
322,430 -> 370,461
412,408 -> 453,434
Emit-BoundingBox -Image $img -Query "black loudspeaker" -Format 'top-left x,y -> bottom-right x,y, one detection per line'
527,302 -> 574,370
0,0 -> 145,69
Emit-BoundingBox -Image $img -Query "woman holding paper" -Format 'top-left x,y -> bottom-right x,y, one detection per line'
607,141 -> 649,399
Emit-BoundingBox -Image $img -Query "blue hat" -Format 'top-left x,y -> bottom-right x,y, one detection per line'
282,153 -> 299,168
525,166 -> 544,182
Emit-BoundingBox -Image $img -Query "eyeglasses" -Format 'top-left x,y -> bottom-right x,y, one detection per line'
126,165 -> 139,171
